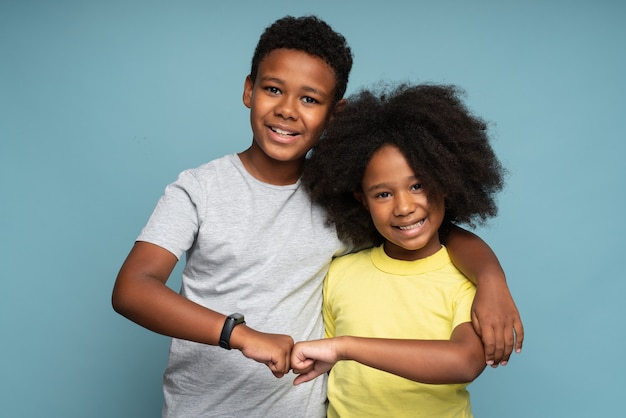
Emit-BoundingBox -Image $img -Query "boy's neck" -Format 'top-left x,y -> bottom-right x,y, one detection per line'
238,146 -> 304,186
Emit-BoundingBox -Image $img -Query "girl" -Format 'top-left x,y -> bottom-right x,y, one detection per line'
291,83 -> 519,417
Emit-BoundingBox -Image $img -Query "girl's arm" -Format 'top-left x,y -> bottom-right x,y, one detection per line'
444,224 -> 524,366
291,322 -> 485,386
112,241 -> 294,378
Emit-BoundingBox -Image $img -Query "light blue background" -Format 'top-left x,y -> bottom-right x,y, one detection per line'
1,1 -> 623,416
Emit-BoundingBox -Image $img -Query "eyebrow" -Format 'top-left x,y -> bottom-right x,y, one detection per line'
260,76 -> 328,97
365,183 -> 388,193
365,176 -> 420,193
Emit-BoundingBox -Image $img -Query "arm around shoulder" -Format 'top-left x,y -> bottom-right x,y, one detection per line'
444,224 -> 525,366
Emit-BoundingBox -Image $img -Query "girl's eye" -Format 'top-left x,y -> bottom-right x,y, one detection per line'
375,191 -> 391,199
302,96 -> 318,104
411,183 -> 423,192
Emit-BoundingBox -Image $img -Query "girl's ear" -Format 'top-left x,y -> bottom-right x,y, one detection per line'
353,191 -> 368,210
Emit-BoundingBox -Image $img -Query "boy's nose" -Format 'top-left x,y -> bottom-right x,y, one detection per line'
275,96 -> 298,120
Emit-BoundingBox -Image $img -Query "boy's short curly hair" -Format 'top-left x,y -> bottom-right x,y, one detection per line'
250,15 -> 353,104
303,83 -> 506,248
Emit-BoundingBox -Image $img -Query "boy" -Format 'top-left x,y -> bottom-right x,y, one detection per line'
112,16 -> 522,417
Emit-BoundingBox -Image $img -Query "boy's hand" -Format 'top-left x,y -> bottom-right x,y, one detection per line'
471,280 -> 524,367
230,326 -> 294,378
290,339 -> 337,385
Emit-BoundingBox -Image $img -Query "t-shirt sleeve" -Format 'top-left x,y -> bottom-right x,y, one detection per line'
137,170 -> 202,260
451,280 -> 477,330
322,272 -> 336,339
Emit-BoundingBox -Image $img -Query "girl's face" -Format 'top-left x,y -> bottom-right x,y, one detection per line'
357,145 -> 445,261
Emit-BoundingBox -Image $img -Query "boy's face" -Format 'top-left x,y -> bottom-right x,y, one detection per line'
356,145 -> 445,261
243,48 -> 338,164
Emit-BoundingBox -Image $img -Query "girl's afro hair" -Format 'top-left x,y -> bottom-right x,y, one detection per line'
303,82 -> 506,248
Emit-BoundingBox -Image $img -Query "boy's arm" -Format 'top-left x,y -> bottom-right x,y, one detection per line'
112,241 -> 294,378
444,224 -> 524,366
291,322 -> 485,385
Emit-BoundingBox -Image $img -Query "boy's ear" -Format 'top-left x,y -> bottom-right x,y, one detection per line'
331,99 -> 347,119
335,98 -> 347,113
243,75 -> 254,109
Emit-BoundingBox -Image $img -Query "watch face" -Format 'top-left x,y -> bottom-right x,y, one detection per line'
230,313 -> 244,323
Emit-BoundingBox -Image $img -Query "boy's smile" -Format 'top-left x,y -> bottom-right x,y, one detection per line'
358,145 -> 445,261
241,48 -> 338,184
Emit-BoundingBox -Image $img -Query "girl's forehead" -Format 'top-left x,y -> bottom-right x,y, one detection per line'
363,146 -> 414,182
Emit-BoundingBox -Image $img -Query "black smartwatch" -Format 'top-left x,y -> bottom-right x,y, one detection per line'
219,313 -> 245,350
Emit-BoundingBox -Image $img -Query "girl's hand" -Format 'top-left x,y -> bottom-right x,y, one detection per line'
290,339 -> 338,385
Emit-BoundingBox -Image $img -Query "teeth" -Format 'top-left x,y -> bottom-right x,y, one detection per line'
272,127 -> 295,136
398,219 -> 424,230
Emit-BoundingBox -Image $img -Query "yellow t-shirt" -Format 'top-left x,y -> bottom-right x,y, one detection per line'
324,245 -> 476,418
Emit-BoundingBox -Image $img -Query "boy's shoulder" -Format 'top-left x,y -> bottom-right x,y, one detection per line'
184,153 -> 238,173
174,153 -> 240,181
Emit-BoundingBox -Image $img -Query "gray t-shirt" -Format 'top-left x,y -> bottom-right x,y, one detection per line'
138,154 -> 346,417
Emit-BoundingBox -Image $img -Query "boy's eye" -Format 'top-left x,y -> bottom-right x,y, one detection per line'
266,86 -> 281,95
302,96 -> 318,104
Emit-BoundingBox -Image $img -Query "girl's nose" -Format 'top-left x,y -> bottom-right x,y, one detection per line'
394,192 -> 415,216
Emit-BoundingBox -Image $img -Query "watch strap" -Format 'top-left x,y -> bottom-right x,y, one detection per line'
219,313 -> 245,350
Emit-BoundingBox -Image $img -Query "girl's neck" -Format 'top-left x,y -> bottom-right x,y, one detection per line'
383,241 -> 443,262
